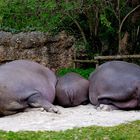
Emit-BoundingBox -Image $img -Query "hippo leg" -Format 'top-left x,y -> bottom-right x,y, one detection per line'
0,110 -> 18,116
0,101 -> 28,116
27,93 -> 59,113
97,81 -> 140,110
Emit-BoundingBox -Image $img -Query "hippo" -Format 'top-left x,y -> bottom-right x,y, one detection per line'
0,59 -> 58,116
55,72 -> 89,107
89,61 -> 140,110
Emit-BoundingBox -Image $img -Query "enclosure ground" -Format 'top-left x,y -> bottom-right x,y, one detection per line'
0,104 -> 140,132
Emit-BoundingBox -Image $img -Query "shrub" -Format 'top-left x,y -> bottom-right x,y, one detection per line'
57,68 -> 94,79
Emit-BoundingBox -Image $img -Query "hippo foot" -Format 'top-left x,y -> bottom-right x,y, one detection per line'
47,106 -> 61,114
96,104 -> 117,111
27,93 -> 61,114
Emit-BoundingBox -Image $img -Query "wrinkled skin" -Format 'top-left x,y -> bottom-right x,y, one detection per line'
0,60 -> 58,116
89,61 -> 140,110
55,72 -> 89,107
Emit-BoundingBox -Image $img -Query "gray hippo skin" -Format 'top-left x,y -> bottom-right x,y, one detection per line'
89,61 -> 140,110
55,72 -> 89,107
0,60 -> 58,116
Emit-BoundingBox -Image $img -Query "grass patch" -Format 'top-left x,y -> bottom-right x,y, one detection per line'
57,68 -> 95,79
0,120 -> 140,140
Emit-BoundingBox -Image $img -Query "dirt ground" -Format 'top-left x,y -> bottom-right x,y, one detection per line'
0,104 -> 140,132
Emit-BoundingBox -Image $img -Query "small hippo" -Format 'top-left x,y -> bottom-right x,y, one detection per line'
89,61 -> 140,110
55,72 -> 89,107
0,60 -> 58,116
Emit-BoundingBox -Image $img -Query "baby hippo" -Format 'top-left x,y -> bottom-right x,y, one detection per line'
0,59 -> 59,116
55,72 -> 89,107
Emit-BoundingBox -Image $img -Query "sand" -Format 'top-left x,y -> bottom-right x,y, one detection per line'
0,104 -> 140,132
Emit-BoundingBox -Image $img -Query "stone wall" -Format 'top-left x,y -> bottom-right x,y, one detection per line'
0,31 -> 75,70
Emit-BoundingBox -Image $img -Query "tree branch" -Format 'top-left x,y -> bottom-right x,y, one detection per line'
119,4 -> 140,34
66,12 -> 87,45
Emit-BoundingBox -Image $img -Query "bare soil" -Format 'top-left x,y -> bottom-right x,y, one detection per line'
0,104 -> 140,132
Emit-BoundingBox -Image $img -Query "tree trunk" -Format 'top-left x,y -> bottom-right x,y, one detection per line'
119,32 -> 129,55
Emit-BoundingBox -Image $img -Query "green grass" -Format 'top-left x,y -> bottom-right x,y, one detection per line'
57,68 -> 95,79
0,120 -> 140,140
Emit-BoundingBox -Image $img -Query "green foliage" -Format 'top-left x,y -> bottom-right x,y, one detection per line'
0,0 -> 62,33
61,1 -> 79,11
100,14 -> 113,31
0,120 -> 140,140
0,0 -> 139,54
57,68 -> 94,79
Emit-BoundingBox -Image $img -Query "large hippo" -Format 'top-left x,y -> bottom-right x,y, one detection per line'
0,59 -> 58,116
55,72 -> 89,107
89,61 -> 140,110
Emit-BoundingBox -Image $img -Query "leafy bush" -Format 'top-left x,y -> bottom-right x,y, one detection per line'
57,68 -> 94,79
0,0 -> 62,33
0,0 -> 139,55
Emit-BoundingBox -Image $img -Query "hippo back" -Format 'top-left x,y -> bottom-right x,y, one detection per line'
89,61 -> 140,110
56,72 -> 89,107
0,60 -> 57,115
